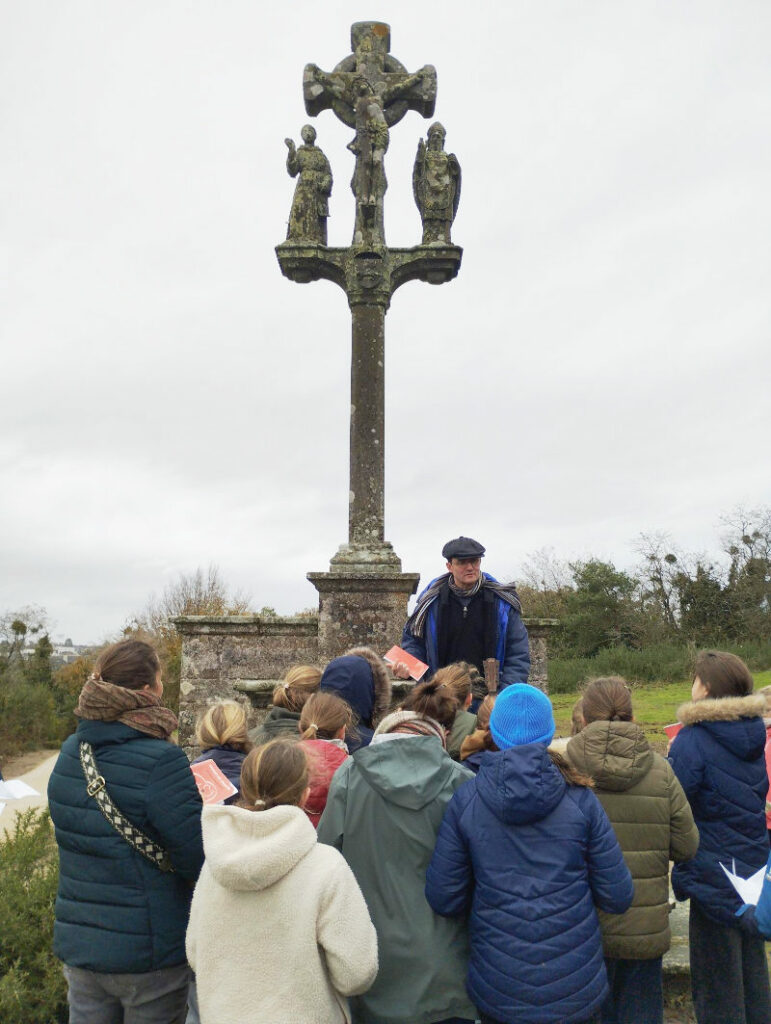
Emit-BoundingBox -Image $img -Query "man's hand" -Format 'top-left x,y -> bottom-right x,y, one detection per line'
392,662 -> 412,680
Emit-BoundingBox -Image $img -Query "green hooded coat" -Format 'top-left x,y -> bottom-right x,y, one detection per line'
567,720 -> 699,959
317,735 -> 476,1024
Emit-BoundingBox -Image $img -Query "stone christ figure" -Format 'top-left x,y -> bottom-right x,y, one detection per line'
413,122 -> 461,245
303,23 -> 436,247
285,124 -> 333,245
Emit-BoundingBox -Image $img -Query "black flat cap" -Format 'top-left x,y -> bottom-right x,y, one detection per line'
442,536 -> 486,560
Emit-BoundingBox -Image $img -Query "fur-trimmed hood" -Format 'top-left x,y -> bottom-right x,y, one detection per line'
677,694 -> 766,727
675,693 -> 766,762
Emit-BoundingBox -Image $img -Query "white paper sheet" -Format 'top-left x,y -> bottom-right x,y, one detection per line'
720,860 -> 767,906
0,779 -> 40,800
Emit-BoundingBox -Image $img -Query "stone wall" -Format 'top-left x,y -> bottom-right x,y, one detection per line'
174,615 -> 318,758
175,613 -> 558,756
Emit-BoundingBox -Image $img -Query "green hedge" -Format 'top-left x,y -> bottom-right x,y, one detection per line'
0,810 -> 67,1023
548,640 -> 771,693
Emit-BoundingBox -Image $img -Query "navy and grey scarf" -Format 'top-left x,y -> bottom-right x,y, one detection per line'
406,572 -> 522,640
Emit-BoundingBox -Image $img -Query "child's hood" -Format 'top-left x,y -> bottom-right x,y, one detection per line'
354,735 -> 468,810
567,720 -> 653,792
676,694 -> 767,761
475,744 -> 566,825
320,655 -> 375,724
201,803 -> 316,891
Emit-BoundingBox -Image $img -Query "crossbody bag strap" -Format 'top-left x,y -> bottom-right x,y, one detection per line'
79,741 -> 174,873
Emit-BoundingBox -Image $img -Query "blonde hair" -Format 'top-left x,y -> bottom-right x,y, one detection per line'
299,692 -> 352,741
271,664 -> 322,713
196,700 -> 252,753
433,663 -> 473,705
239,739 -> 309,811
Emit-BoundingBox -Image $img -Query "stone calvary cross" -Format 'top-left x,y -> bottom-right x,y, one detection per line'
276,21 -> 462,657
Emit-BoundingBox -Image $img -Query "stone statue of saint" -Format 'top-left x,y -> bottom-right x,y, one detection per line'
412,122 -> 461,245
285,125 -> 333,245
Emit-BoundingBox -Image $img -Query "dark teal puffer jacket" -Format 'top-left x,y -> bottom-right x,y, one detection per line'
48,719 -> 205,973
426,744 -> 634,1024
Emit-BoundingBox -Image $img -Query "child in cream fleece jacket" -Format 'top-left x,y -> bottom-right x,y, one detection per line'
186,739 -> 378,1024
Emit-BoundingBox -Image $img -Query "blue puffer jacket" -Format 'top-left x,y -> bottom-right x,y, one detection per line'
191,744 -> 246,804
401,573 -> 530,688
48,719 -> 205,973
426,745 -> 633,1024
669,694 -> 769,927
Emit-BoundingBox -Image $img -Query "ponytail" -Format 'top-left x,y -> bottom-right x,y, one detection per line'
239,739 -> 309,812
402,677 -> 459,730
299,692 -> 352,741
581,677 -> 633,725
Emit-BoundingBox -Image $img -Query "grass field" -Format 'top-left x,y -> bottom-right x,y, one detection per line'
551,669 -> 771,753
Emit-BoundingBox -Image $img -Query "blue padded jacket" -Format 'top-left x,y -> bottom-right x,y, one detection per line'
669,694 -> 769,927
401,573 -> 530,688
48,719 -> 205,973
426,744 -> 633,1024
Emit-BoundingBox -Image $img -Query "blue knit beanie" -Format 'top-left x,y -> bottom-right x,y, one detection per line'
489,684 -> 555,749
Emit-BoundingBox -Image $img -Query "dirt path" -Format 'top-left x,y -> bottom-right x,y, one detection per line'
0,747 -> 59,832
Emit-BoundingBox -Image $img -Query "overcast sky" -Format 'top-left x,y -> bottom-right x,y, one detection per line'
2,1 -> 770,643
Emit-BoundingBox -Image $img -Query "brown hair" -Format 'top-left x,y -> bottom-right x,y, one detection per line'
549,749 -> 594,788
402,677 -> 459,730
238,739 -> 309,811
196,700 -> 252,753
459,695 -> 497,760
694,650 -> 754,699
476,694 -> 496,731
433,663 -> 473,705
95,639 -> 160,691
272,664 -> 322,713
570,698 -> 585,736
299,692 -> 353,741
582,677 -> 633,725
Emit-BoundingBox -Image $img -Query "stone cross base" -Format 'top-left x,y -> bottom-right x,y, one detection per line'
307,569 -> 420,663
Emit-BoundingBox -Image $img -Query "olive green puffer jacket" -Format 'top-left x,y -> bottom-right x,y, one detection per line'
567,720 -> 699,959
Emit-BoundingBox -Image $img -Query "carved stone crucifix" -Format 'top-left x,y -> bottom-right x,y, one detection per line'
304,22 -> 436,247
276,22 -> 462,579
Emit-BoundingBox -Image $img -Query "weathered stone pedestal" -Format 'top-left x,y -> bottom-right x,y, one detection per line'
308,567 -> 420,662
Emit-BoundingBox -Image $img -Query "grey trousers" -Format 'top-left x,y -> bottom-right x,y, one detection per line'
63,963 -> 191,1024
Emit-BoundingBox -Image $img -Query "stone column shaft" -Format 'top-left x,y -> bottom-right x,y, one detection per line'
349,302 -> 386,547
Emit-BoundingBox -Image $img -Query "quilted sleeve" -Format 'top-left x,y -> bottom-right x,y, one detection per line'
145,745 -> 204,881
425,787 -> 473,917
666,760 -> 700,863
584,789 -> 634,915
668,728 -> 704,801
500,607 -> 530,688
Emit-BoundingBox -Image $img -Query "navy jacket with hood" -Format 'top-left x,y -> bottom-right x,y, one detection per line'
426,744 -> 634,1024
669,693 -> 769,927
48,719 -> 205,974
320,649 -> 391,753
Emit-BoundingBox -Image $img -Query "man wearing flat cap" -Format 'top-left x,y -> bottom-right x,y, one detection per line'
395,536 -> 530,691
